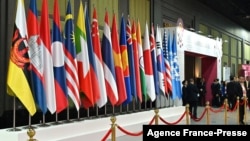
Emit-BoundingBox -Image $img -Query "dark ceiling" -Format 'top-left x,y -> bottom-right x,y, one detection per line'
199,0 -> 250,31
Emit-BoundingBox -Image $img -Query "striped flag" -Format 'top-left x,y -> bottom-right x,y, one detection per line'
52,0 -> 68,113
64,0 -> 80,111
75,1 -> 94,109
120,16 -> 132,105
91,7 -> 107,107
143,22 -> 156,101
162,30 -> 172,96
155,26 -> 166,95
136,20 -> 147,100
7,0 -> 36,116
40,0 -> 56,114
27,0 -> 47,114
171,32 -> 182,99
101,11 -> 118,105
85,5 -> 101,106
150,24 -> 160,95
126,17 -> 137,101
131,21 -> 142,102
111,14 -> 127,105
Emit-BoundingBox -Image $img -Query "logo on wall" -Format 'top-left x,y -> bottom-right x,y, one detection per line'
176,18 -> 184,48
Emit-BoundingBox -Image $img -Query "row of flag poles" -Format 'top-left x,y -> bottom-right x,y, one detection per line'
6,0 -> 182,117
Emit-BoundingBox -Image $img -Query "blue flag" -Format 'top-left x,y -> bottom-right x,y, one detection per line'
126,18 -> 137,101
120,16 -> 132,105
171,32 -> 182,99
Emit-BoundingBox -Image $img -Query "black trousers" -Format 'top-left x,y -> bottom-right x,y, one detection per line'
188,101 -> 198,118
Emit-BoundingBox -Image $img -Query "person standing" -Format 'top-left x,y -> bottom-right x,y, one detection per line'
227,75 -> 237,110
182,80 -> 188,106
211,78 -> 222,107
238,76 -> 247,125
197,78 -> 206,106
186,78 -> 199,119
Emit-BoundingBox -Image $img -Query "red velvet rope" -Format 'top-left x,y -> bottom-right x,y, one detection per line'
209,105 -> 224,113
117,125 -> 143,136
148,116 -> 155,125
190,108 -> 207,122
158,111 -> 186,125
101,128 -> 112,141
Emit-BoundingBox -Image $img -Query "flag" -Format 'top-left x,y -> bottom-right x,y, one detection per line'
52,0 -> 68,113
171,32 -> 182,99
131,21 -> 142,102
150,24 -> 160,95
64,0 -> 80,110
162,30 -> 172,96
7,0 -> 36,116
40,0 -> 56,114
143,22 -> 156,101
155,26 -> 166,95
27,0 -> 47,114
91,7 -> 107,107
75,1 -> 94,109
85,4 -> 101,106
111,14 -> 127,105
126,17 -> 137,102
101,11 -> 118,105
136,20 -> 147,100
120,16 -> 132,105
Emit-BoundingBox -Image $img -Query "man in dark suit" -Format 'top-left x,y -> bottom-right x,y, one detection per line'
238,76 -> 247,125
186,78 -> 199,119
226,75 -> 237,110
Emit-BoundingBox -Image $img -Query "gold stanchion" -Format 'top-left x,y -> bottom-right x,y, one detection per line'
205,101 -> 210,125
27,128 -> 37,141
154,109 -> 159,125
185,104 -> 190,125
224,99 -> 228,125
110,116 -> 116,141
237,96 -> 240,125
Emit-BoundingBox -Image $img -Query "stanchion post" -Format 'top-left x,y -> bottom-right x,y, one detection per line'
185,104 -> 190,125
237,96 -> 240,125
27,128 -> 37,141
110,116 -> 116,141
154,109 -> 159,125
206,101 -> 210,125
224,99 -> 228,125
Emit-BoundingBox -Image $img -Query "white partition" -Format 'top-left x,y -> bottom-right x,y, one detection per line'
0,106 -> 186,141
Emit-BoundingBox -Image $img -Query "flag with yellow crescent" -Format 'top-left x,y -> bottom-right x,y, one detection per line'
7,0 -> 36,116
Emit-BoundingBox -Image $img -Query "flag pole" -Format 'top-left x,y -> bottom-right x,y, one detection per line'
112,105 -> 115,115
8,97 -> 21,131
144,96 -> 147,110
52,113 -> 61,125
104,105 -> 107,116
139,101 -> 141,111
23,114 -> 36,129
120,105 -> 122,113
126,104 -> 129,113
64,106 -> 72,123
87,108 -> 89,118
96,106 -> 99,117
39,114 -> 49,127
133,98 -> 135,111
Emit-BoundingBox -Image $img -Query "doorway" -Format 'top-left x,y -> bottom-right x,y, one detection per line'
184,51 -> 217,104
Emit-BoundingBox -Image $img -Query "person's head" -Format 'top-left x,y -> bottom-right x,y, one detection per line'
189,78 -> 194,84
230,75 -> 234,81
239,76 -> 245,83
182,80 -> 188,86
